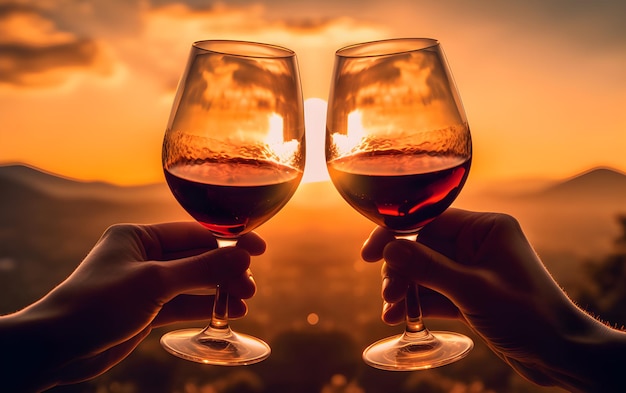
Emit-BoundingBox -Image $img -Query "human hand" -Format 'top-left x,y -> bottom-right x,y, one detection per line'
2,222 -> 265,391
361,208 -> 623,392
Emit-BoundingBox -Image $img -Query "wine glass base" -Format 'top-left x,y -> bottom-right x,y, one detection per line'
362,330 -> 473,371
160,327 -> 271,366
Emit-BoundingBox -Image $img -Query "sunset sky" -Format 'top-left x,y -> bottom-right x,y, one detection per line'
1,0 -> 624,185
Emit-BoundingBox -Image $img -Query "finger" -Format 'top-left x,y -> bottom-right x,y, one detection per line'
419,288 -> 462,319
418,208 -> 473,241
361,226 -> 396,262
418,209 -> 517,259
152,295 -> 248,326
159,247 -> 251,297
381,288 -> 461,325
236,232 -> 267,256
381,263 -> 409,303
383,239 -> 479,306
141,222 -> 218,260
382,300 -> 405,325
227,270 -> 256,299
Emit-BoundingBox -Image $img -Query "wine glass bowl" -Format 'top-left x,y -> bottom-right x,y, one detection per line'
160,40 -> 305,365
326,38 -> 473,370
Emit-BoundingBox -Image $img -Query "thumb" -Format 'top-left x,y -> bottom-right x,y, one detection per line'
383,240 -> 479,306
160,247 -> 251,297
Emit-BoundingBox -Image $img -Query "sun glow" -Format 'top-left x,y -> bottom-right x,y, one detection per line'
302,98 -> 330,183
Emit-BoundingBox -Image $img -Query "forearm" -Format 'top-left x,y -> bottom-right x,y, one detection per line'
516,304 -> 626,393
0,307 -> 70,391
498,293 -> 626,393
551,324 -> 626,392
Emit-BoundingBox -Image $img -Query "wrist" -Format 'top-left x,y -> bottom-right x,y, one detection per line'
0,306 -> 68,391
543,310 -> 625,392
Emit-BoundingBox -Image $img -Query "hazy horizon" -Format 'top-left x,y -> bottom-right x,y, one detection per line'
2,160 -> 625,263
2,159 -> 625,189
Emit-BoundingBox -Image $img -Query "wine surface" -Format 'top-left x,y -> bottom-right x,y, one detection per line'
165,159 -> 302,238
327,152 -> 470,233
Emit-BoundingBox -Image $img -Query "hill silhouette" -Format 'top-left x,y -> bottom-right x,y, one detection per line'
461,166 -> 626,263
1,162 -> 625,392
2,162 -> 625,285
0,163 -> 171,202
537,166 -> 626,201
0,164 -> 186,312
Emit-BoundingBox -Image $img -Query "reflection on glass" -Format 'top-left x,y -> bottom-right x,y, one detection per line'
161,40 -> 305,365
326,38 -> 473,370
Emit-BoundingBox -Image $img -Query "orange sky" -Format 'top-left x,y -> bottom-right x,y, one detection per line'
1,0 -> 625,185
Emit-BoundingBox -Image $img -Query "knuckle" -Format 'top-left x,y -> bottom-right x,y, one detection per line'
136,261 -> 169,292
490,212 -> 523,233
101,223 -> 143,243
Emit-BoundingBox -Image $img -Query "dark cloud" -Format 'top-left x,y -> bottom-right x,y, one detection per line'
416,0 -> 626,52
228,0 -> 626,53
51,0 -> 144,38
281,16 -> 337,32
0,40 -> 107,87
0,3 -> 111,87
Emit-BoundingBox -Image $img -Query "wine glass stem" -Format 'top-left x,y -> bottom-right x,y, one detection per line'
208,239 -> 237,331
209,284 -> 229,330
405,282 -> 426,334
395,233 -> 427,334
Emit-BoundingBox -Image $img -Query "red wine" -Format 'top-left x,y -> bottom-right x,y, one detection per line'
327,152 -> 470,233
165,159 -> 302,238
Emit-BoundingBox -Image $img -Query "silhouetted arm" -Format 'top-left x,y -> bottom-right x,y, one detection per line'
362,208 -> 626,392
0,222 -> 264,392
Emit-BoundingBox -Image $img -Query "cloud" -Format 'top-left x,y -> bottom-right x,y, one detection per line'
0,1 -> 387,92
0,3 -> 73,45
0,3 -> 113,87
0,39 -> 112,88
132,2 -> 388,97
0,1 -> 388,185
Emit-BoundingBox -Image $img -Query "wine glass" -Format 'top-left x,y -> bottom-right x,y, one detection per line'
160,40 -> 305,365
325,38 -> 473,370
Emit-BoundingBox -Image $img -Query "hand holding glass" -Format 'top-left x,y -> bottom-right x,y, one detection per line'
326,38 -> 473,370
161,40 -> 305,365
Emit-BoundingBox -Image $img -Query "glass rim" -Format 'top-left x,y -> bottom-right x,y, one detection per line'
192,39 -> 296,59
336,38 -> 440,58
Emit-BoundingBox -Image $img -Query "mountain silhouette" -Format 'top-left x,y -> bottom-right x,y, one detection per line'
457,166 -> 626,285
536,167 -> 626,201
3,162 -> 625,207
0,163 -> 187,312
0,163 -> 171,202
